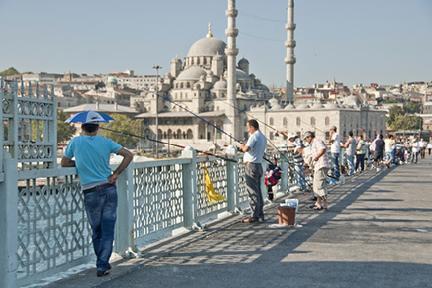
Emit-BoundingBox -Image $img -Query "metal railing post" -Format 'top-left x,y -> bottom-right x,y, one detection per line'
280,156 -> 289,193
115,165 -> 135,256
181,148 -> 198,229
0,153 -> 18,288
226,151 -> 237,212
261,161 -> 268,200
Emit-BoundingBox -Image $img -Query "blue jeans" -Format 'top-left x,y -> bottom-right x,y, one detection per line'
331,153 -> 340,180
84,184 -> 118,271
294,164 -> 306,191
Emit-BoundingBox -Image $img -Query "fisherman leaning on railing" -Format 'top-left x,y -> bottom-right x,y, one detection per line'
60,111 -> 133,277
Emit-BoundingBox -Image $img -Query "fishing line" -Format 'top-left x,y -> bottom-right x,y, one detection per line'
99,127 -> 236,163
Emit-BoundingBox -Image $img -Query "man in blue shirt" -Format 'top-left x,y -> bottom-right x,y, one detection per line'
61,120 -> 133,277
239,119 -> 267,223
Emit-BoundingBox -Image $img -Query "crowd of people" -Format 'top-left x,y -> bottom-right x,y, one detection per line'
276,126 -> 431,212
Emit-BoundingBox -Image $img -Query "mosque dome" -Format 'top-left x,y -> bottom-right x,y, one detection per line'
176,66 -> 207,81
236,69 -> 250,80
187,26 -> 226,57
213,78 -> 227,90
238,58 -> 249,64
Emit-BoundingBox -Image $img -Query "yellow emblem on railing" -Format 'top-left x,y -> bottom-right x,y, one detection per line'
203,166 -> 226,203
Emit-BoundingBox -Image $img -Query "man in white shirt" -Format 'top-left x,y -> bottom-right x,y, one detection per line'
239,119 -> 267,223
304,131 -> 330,210
329,126 -> 341,181
342,131 -> 357,176
411,137 -> 420,164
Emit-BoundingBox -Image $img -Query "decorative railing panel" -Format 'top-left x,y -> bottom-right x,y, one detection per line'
195,157 -> 228,218
237,161 -> 249,205
16,169 -> 91,285
1,79 -> 56,170
131,161 -> 185,242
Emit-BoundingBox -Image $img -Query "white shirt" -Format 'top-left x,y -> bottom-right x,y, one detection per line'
330,133 -> 341,154
243,130 -> 267,163
412,142 -> 420,153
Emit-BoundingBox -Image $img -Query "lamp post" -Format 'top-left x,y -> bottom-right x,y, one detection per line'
153,64 -> 162,158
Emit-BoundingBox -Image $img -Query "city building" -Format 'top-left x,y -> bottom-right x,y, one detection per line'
252,95 -> 386,144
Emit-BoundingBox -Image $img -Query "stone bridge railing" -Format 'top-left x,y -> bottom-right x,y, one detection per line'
0,148 -> 297,288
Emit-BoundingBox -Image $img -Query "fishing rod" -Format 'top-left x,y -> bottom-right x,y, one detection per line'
161,97 -> 300,168
146,137 -> 237,163
221,101 -> 278,133
160,98 -> 319,190
222,100 -> 326,137
218,100 -> 325,186
99,127 -> 237,163
163,97 -> 240,144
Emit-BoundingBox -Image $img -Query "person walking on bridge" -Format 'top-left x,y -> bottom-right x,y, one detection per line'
329,126 -> 341,182
342,131 -> 356,176
372,134 -> 385,171
61,116 -> 133,277
239,119 -> 267,223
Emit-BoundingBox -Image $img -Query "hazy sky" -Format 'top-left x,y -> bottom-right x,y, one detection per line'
0,0 -> 431,87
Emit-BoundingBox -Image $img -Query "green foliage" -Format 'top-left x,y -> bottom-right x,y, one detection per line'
99,114 -> 141,148
389,114 -> 422,131
57,110 -> 76,143
387,103 -> 422,131
0,67 -> 19,76
403,102 -> 421,114
387,105 -> 404,126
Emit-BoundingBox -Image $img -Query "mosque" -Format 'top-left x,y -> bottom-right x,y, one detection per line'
135,24 -> 272,146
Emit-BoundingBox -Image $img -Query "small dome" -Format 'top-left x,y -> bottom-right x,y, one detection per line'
176,66 -> 207,81
236,69 -> 249,80
238,57 -> 249,64
187,36 -> 226,57
213,79 -> 227,90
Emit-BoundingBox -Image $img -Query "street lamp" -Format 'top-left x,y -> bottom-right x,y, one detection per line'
153,65 -> 162,158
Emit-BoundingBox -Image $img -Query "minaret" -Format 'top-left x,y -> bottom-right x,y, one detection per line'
225,0 -> 239,141
285,0 -> 296,103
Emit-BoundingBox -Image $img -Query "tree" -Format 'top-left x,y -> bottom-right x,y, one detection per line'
99,114 -> 141,148
387,105 -> 404,127
389,115 -> 422,131
403,102 -> 421,114
0,67 -> 19,77
57,110 -> 76,144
